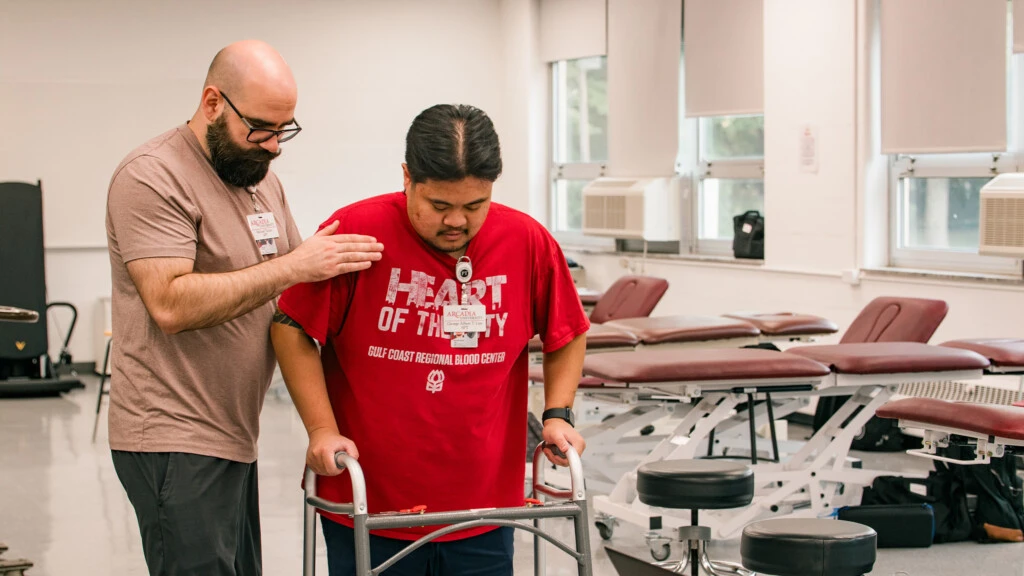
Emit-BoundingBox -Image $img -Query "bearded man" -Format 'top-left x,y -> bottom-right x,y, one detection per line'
104,39 -> 383,576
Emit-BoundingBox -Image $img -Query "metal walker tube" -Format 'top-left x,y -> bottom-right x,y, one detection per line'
303,443 -> 591,576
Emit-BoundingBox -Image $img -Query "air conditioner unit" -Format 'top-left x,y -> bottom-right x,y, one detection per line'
979,173 -> 1024,257
581,177 -> 681,241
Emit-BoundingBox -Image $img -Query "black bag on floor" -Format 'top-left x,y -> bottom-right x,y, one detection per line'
961,456 -> 1024,542
860,463 -> 972,543
732,210 -> 764,259
837,503 -> 935,548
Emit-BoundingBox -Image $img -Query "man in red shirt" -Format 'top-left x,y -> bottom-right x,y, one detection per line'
271,103 -> 588,575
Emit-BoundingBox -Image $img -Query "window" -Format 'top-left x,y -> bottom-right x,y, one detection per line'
887,17 -> 1023,276
898,177 -> 985,252
551,56 -> 607,238
694,115 -> 765,255
550,26 -> 766,256
699,178 -> 764,240
551,179 -> 588,232
889,156 -> 1022,275
702,115 -> 765,160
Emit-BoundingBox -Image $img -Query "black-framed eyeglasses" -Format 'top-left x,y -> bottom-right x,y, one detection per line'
220,92 -> 302,144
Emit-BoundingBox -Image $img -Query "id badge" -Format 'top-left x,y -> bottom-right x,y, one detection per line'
443,305 -> 487,333
451,332 -> 479,349
247,212 -> 280,241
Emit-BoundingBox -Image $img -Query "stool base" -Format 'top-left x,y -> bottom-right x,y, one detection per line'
648,533 -> 754,576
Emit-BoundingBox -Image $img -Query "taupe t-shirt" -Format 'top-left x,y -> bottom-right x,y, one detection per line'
105,124 -> 303,463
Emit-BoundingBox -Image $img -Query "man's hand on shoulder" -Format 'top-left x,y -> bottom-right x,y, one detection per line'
285,220 -> 384,283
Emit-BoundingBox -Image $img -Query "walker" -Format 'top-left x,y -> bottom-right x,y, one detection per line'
302,443 -> 593,576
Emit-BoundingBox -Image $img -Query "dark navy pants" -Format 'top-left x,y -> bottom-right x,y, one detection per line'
321,518 -> 514,576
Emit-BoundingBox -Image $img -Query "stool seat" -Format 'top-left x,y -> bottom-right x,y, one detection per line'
741,519 -> 877,576
636,460 -> 754,510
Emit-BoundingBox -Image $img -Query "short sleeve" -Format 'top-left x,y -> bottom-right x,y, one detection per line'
277,215 -> 356,345
531,224 -> 590,353
278,278 -> 352,345
108,156 -> 198,263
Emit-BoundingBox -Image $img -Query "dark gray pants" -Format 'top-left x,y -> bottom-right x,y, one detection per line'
112,451 -> 262,576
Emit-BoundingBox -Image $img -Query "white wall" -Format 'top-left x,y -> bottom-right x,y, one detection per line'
2,0 -> 506,362
497,0 -> 550,220
763,0 -> 858,274
568,0 -> 1024,344
41,249 -> 113,367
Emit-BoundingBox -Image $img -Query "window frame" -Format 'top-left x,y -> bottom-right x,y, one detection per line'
692,116 -> 766,256
885,14 -> 1024,277
549,57 -> 614,248
888,154 -> 1024,275
549,50 -> 769,257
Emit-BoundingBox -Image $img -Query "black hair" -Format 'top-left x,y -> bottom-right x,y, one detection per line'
405,104 -> 502,184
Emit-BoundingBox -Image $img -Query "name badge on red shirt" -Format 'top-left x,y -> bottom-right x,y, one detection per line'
444,304 -> 485,349
442,305 -> 487,333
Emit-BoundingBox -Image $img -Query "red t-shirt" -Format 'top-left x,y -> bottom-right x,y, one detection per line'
278,192 -> 590,541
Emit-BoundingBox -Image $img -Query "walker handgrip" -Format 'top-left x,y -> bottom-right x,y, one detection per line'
334,451 -> 369,515
302,452 -> 369,516
334,451 -> 359,472
531,443 -> 586,502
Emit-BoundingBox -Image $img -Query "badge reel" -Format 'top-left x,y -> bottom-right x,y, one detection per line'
444,257 -> 485,349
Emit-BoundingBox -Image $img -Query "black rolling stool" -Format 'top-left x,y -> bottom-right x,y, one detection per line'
635,460 -> 755,575
740,519 -> 877,576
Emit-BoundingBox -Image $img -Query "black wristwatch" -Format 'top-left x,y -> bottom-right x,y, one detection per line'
542,407 -> 575,428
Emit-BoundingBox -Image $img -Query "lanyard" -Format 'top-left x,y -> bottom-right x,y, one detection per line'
246,186 -> 262,214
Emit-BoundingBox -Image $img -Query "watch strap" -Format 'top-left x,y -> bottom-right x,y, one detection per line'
542,407 -> 575,427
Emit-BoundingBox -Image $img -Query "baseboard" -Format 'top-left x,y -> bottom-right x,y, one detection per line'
63,361 -> 97,375
27,361 -> 97,379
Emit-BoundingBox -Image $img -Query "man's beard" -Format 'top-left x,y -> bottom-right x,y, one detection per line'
206,114 -> 280,188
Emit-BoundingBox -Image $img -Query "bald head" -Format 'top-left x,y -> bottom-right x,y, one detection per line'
204,40 -> 296,102
190,40 -> 300,174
